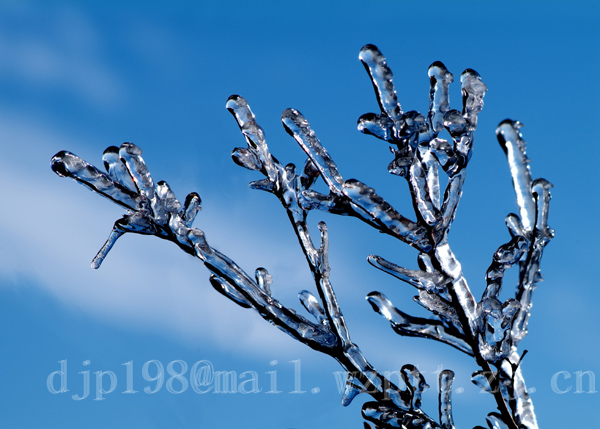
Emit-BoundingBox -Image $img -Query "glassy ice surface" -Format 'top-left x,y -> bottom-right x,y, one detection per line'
53,44 -> 552,429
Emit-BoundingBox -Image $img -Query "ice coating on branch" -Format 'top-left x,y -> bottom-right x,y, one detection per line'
532,179 -> 553,240
341,375 -> 363,406
226,95 -> 421,413
361,367 -> 456,429
210,275 -> 252,309
476,297 -> 520,361
460,69 -> 487,131
102,146 -> 137,191
471,370 -> 494,394
505,213 -> 526,238
51,150 -> 142,210
255,267 -> 273,295
409,158 -> 441,226
156,181 -> 182,214
496,120 -> 553,349
496,120 -> 536,231
414,290 -> 461,327
51,144 -> 345,354
368,255 -> 449,294
182,192 -> 202,227
119,143 -> 155,201
342,179 -> 432,251
501,353 -> 538,428
299,290 -> 326,324
483,235 -> 529,300
282,108 -> 344,193
438,370 -> 455,429
487,412 -> 511,429
53,43 -> 552,429
428,61 -> 453,134
367,292 -> 470,354
401,365 -> 429,410
359,44 -> 403,122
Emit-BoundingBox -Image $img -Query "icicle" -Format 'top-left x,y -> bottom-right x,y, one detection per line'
367,255 -> 449,294
358,44 -> 403,123
531,178 -> 554,240
231,146 -> 262,171
471,370 -> 495,394
414,290 -> 461,328
156,181 -> 182,214
182,192 -> 201,227
483,235 -> 529,300
210,275 -> 252,309
401,364 -> 429,410
367,292 -> 470,354
102,146 -> 136,191
428,61 -> 453,135
341,374 -> 363,406
439,370 -> 455,429
486,412 -> 510,429
118,143 -> 155,201
51,150 -> 142,210
409,158 -> 441,226
281,108 -> 345,193
496,120 -> 536,232
91,227 -> 124,269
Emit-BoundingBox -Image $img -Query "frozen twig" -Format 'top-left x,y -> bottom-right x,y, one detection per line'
52,43 -> 552,429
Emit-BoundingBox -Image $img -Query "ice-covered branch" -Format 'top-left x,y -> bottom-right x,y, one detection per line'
52,43 -> 553,429
366,292 -> 471,355
227,95 -> 452,425
281,107 -> 433,252
496,120 -> 554,345
51,146 -> 339,353
355,46 -> 553,429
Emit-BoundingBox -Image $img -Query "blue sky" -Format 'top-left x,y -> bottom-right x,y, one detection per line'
0,1 -> 598,427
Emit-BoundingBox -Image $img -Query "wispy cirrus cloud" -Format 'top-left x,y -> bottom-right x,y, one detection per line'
0,3 -> 125,108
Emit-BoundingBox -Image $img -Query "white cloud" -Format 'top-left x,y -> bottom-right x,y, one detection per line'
0,3 -> 125,107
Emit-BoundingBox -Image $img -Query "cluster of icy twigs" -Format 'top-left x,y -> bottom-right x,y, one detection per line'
52,44 -> 552,429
